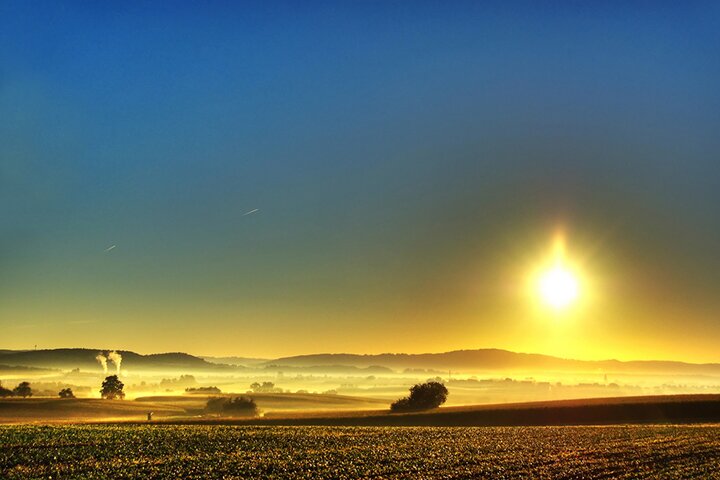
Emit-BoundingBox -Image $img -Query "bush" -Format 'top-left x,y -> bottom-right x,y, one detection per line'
161,375 -> 198,388
0,382 -> 12,397
223,397 -> 259,415
205,396 -> 259,417
59,388 -> 75,399
390,381 -> 448,412
249,381 -> 282,393
13,382 -> 33,398
185,386 -> 221,394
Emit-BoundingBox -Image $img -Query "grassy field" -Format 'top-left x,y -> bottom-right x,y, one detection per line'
2,424 -> 720,479
0,393 -> 388,424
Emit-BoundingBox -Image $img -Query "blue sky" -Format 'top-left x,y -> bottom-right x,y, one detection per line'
2,2 -> 720,360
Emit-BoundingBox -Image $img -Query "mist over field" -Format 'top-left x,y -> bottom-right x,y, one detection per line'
3,347 -> 720,424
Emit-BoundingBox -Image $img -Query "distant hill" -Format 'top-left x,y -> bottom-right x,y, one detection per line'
262,364 -> 394,375
0,349 -> 232,372
202,356 -> 394,374
0,364 -> 56,374
202,356 -> 268,367
266,349 -> 720,375
4,347 -> 720,376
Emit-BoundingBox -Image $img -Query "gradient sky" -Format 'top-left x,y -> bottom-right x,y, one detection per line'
2,2 -> 720,361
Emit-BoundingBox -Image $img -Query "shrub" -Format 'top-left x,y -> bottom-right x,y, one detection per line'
59,388 -> 75,398
390,381 -> 448,412
0,382 -> 12,397
185,386 -> 221,394
13,382 -> 33,398
249,381 -> 282,393
205,396 -> 259,417
160,375 -> 198,388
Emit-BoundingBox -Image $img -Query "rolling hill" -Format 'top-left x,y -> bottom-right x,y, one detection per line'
0,349 -> 231,372
266,349 -> 720,375
3,347 -> 720,377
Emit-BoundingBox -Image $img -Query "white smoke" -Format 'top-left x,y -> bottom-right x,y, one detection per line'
108,350 -> 122,375
95,353 -> 108,373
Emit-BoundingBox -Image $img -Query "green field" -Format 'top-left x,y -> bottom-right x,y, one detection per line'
2,425 -> 720,479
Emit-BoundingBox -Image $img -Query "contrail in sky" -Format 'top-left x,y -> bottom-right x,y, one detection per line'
242,208 -> 259,216
104,245 -> 116,252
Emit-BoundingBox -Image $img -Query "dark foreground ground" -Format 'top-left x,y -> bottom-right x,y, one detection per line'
2,424 -> 720,479
3,394 -> 720,426
152,394 -> 720,427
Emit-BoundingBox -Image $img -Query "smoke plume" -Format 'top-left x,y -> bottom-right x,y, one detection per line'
108,350 -> 122,374
95,353 -> 108,374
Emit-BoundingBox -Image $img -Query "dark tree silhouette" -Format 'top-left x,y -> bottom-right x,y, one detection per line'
59,388 -> 75,399
100,375 -> 125,399
0,382 -> 13,397
250,381 -> 280,393
390,381 -> 448,412
185,386 -> 221,394
205,396 -> 258,416
13,381 -> 33,398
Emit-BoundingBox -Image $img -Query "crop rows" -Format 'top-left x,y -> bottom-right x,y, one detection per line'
2,425 -> 720,478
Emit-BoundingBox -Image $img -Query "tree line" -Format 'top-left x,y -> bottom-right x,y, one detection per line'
2,376 -> 449,414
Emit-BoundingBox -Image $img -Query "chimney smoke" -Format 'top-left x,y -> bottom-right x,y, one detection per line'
108,350 -> 122,375
95,353 -> 108,374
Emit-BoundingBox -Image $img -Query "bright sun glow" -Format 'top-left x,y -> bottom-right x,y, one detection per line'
538,265 -> 579,309
534,230 -> 581,310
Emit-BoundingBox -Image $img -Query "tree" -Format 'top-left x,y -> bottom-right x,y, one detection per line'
160,375 -> 197,389
390,381 -> 448,412
0,382 -> 12,398
185,386 -> 221,394
100,375 -> 125,399
13,381 -> 33,398
205,396 -> 258,417
59,388 -> 75,399
249,381 -> 280,393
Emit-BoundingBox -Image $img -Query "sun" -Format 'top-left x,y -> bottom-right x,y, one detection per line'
532,230 -> 581,310
538,265 -> 579,309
